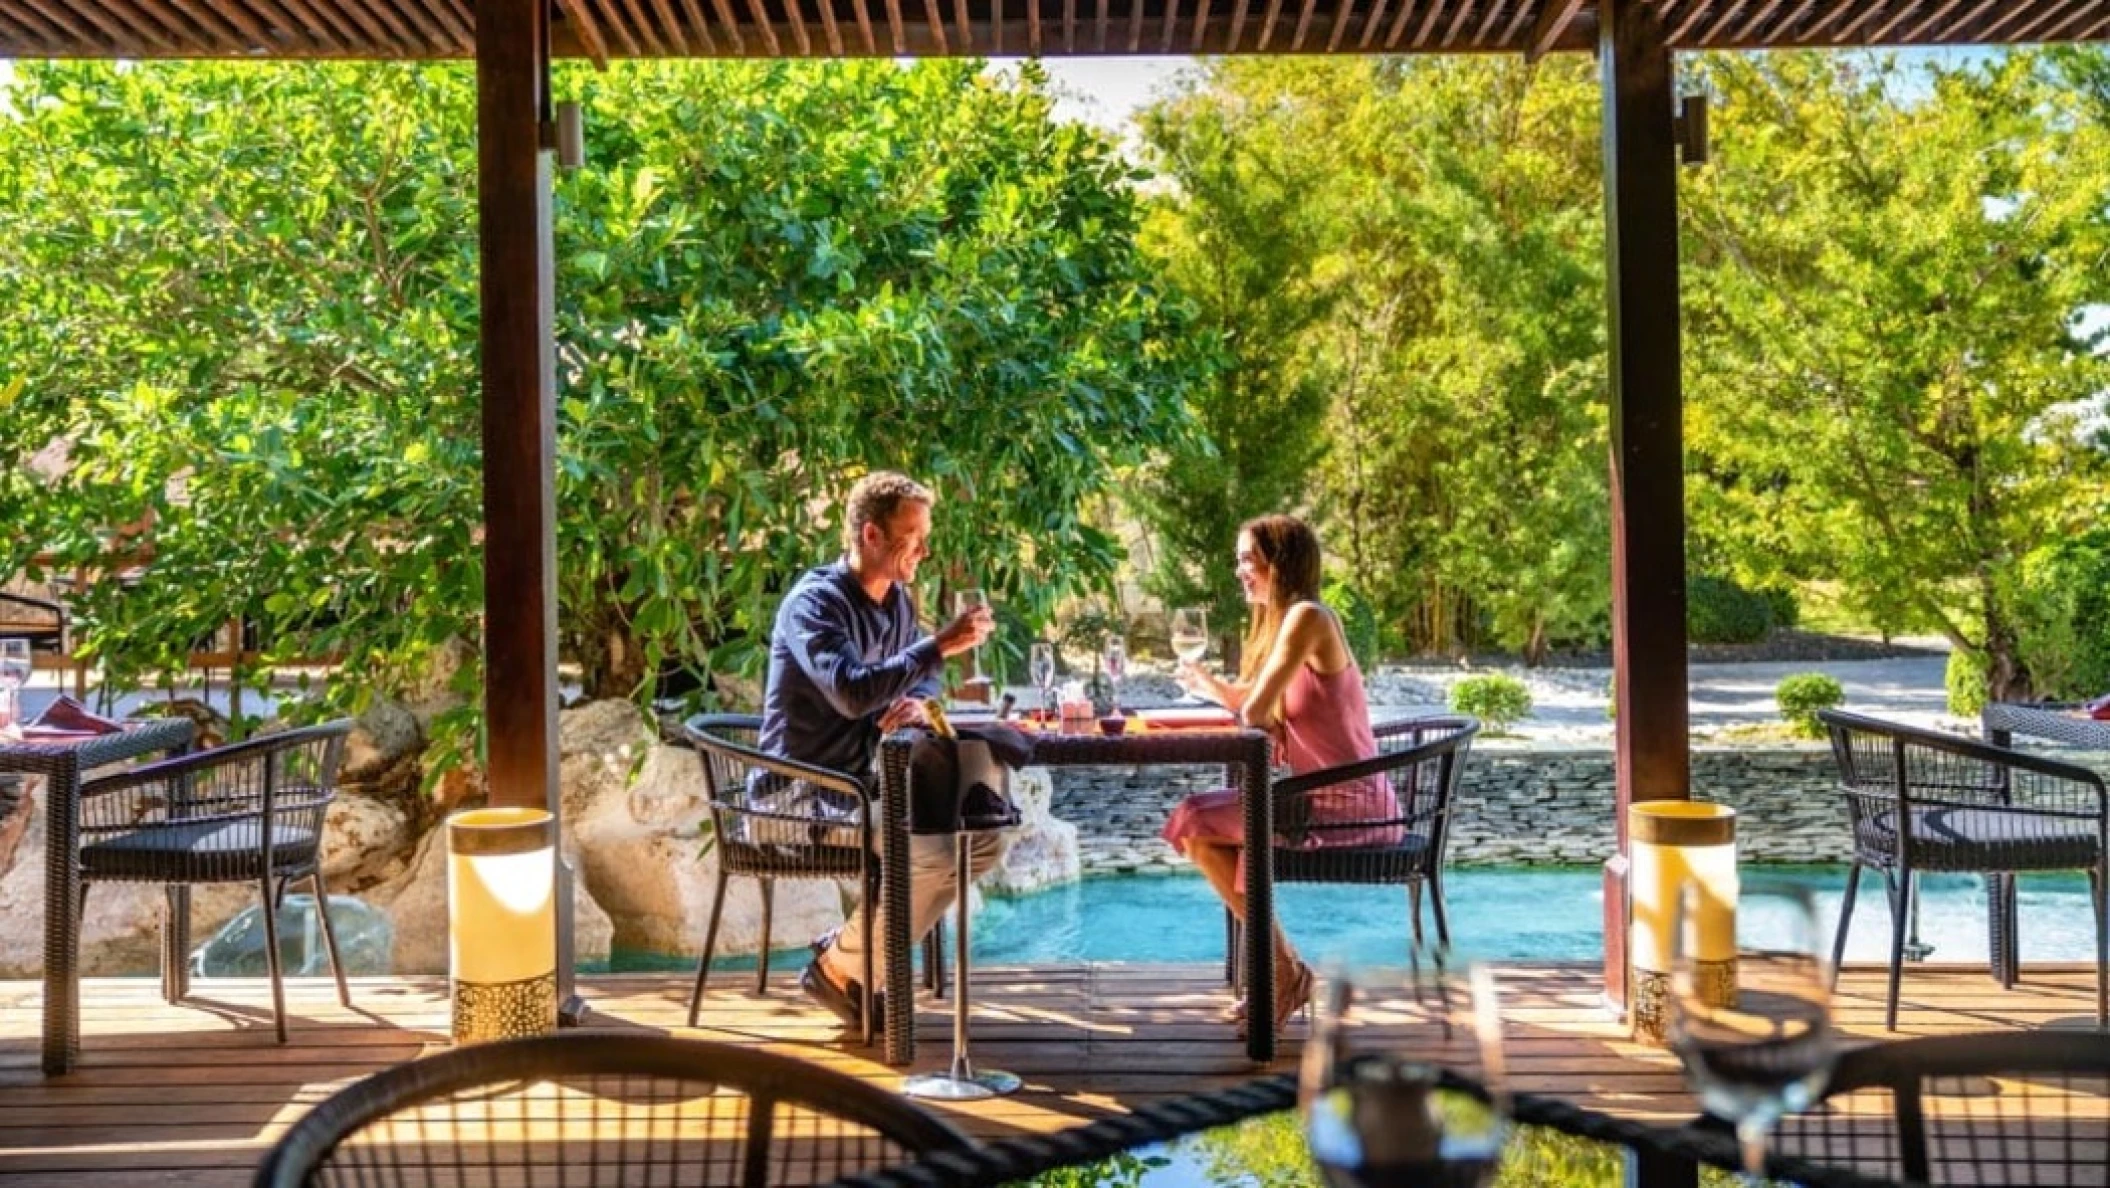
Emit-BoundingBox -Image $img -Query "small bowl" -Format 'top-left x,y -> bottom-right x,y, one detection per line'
1098,715 -> 1128,737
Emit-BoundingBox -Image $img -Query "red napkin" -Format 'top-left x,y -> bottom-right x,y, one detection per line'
2087,693 -> 2110,721
1136,706 -> 1241,731
24,696 -> 124,738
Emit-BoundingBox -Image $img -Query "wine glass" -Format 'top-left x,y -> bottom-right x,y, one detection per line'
1301,955 -> 1508,1188
1171,608 -> 1208,664
1028,642 -> 1057,720
1670,881 -> 1835,1184
954,589 -> 991,693
1101,635 -> 1127,715
0,638 -> 30,731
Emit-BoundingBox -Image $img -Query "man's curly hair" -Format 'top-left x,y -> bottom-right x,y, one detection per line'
843,471 -> 936,553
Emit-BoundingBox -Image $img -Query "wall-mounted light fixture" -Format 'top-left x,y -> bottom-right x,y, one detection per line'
1674,93 -> 1709,166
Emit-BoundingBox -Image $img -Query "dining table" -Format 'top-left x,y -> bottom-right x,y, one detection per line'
0,716 -> 195,1074
827,1071 -> 1908,1188
1979,700 -> 2110,988
877,714 -> 1277,1066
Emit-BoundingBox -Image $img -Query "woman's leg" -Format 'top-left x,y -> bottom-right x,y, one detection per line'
1189,840 -> 1303,979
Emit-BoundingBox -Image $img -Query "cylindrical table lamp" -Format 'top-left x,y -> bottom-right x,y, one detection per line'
447,806 -> 559,1044
1629,800 -> 1737,1045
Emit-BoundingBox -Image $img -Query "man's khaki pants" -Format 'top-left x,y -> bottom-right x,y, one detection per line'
821,830 -> 1005,988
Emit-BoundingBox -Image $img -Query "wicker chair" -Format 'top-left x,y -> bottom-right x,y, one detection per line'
252,1032 -> 973,1188
1227,715 -> 1480,983
76,720 -> 354,1043
1770,1031 -> 2110,1187
1817,709 -> 2108,1030
0,589 -> 67,655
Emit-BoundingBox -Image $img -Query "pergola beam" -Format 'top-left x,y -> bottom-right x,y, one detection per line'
1527,0 -> 1583,59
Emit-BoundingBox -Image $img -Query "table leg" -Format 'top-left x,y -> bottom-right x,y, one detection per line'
1241,739 -> 1274,1064
882,739 -> 915,1067
162,886 -> 192,1003
41,757 -> 81,1076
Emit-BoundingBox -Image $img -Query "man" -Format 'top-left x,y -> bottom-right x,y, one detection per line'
759,470 -> 1000,1031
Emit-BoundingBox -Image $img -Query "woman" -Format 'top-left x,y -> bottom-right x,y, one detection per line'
1163,515 -> 1394,1038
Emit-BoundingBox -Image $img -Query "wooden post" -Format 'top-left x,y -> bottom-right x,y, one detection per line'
476,0 -> 576,1010
1599,0 -> 1690,1020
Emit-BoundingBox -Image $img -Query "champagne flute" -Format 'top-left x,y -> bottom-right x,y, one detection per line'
954,589 -> 991,693
1301,954 -> 1508,1188
0,638 -> 30,731
1670,881 -> 1835,1184
1028,642 -> 1057,720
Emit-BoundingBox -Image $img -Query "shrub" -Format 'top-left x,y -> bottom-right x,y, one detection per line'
2012,525 -> 2110,702
1775,673 -> 1844,738
1324,576 -> 1382,666
1450,673 -> 1534,734
1758,585 -> 1801,632
1946,647 -> 1989,716
1687,575 -> 1774,644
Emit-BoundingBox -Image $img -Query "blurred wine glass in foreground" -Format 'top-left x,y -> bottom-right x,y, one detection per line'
1300,955 -> 1508,1188
1170,608 -> 1208,667
1670,880 -> 1835,1184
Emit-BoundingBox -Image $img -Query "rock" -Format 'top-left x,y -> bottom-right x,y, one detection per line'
320,794 -> 416,891
368,827 -> 613,974
404,636 -> 477,730
340,700 -> 424,803
192,893 -> 393,977
0,784 -> 250,977
570,741 -> 839,959
984,767 -> 1080,896
559,700 -> 655,822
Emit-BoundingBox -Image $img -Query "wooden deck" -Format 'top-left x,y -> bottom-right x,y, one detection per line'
0,963 -> 2099,1186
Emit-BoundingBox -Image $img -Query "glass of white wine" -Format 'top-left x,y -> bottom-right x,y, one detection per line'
1171,607 -> 1208,666
1670,881 -> 1835,1184
954,589 -> 991,694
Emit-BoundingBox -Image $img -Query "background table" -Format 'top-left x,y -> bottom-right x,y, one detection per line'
0,717 -> 195,1074
879,725 -> 1276,1066
1981,701 -> 2110,987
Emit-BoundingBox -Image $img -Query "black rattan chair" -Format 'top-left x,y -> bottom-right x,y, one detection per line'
253,1031 -> 974,1188
0,589 -> 67,655
76,720 -> 354,1043
1818,709 -> 2108,1030
1228,715 -> 1480,982
683,714 -> 883,1044
1771,1031 -> 2110,1186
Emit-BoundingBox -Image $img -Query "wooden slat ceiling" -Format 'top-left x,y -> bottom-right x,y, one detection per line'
0,0 -> 2104,64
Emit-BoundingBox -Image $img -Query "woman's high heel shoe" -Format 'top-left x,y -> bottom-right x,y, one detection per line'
1236,960 -> 1314,1041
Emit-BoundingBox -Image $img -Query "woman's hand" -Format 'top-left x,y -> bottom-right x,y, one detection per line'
1176,660 -> 1217,701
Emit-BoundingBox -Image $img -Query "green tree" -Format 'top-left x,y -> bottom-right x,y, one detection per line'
0,59 -> 1207,769
1137,58 -> 1607,661
1682,51 -> 2110,701
1134,62 -> 1334,664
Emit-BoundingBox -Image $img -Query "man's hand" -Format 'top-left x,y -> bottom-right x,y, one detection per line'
877,697 -> 930,733
933,605 -> 995,658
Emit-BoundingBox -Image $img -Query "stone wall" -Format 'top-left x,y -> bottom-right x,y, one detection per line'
1046,743 -> 1852,876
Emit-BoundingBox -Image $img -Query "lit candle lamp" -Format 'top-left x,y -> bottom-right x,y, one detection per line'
1629,800 -> 1738,1045
447,806 -> 558,1043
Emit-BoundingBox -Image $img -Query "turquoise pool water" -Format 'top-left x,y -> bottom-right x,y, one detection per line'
635,865 -> 2102,973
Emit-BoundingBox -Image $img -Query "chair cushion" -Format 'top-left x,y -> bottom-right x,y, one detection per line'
1867,806 -> 2100,872
80,819 -> 321,882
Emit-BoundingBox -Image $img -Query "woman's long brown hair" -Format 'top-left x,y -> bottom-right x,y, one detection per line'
1237,515 -> 1324,683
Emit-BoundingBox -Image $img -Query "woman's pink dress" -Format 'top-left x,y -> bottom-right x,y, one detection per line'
1160,658 -> 1399,884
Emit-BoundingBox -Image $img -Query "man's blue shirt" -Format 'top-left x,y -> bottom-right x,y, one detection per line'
758,560 -> 944,780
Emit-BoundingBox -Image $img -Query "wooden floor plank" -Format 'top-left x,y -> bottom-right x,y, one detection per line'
0,964 -> 2090,1185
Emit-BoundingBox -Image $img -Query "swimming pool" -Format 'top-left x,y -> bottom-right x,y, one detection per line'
636,865 -> 2103,973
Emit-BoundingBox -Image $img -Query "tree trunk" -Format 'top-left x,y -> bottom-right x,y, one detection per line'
1983,608 -> 2033,704
579,618 -> 649,702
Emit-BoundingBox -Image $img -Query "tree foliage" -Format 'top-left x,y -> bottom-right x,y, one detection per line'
1682,51 -> 2110,701
0,59 -> 1207,767
1136,57 -> 1608,662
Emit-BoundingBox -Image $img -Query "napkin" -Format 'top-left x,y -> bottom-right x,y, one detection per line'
2087,692 -> 2110,721
24,696 -> 124,738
